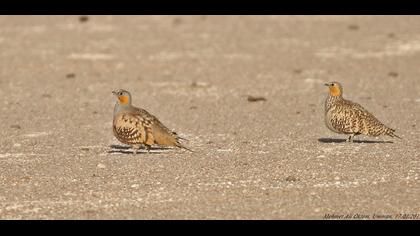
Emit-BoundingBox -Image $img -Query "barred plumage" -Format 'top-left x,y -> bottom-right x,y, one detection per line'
112,89 -> 192,153
324,82 -> 401,142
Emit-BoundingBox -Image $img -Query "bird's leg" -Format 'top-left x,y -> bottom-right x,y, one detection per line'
145,144 -> 151,153
346,134 -> 355,143
132,145 -> 140,155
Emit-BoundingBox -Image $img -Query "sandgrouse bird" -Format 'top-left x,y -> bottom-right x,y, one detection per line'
324,82 -> 401,142
112,89 -> 192,153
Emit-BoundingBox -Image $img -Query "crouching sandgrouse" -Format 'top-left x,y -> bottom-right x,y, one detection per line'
324,82 -> 401,142
112,89 -> 192,153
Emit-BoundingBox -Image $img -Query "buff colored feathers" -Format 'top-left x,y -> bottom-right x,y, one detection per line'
324,82 -> 401,142
112,89 -> 192,153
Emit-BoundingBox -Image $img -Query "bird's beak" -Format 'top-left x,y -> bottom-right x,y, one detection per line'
324,83 -> 330,86
112,91 -> 117,95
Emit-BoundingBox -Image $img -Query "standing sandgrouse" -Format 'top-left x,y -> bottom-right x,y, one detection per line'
112,89 -> 192,153
324,82 -> 401,142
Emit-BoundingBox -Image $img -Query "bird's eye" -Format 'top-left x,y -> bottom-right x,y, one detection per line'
119,92 -> 122,96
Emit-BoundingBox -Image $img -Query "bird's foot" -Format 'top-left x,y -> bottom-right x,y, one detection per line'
145,145 -> 151,153
132,145 -> 140,155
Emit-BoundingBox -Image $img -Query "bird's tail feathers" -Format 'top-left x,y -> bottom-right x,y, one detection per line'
388,132 -> 402,139
177,143 -> 194,152
177,136 -> 189,141
173,132 -> 192,151
172,131 -> 189,141
386,128 -> 402,139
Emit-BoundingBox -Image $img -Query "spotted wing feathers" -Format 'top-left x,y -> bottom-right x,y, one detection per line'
328,99 -> 399,138
136,108 -> 193,151
113,107 -> 192,151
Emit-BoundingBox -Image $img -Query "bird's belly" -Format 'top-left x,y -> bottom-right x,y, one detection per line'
113,123 -> 142,145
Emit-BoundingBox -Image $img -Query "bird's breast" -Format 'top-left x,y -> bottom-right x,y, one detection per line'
325,108 -> 341,134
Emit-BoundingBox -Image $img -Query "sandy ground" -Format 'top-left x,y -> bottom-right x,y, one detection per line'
0,16 -> 419,220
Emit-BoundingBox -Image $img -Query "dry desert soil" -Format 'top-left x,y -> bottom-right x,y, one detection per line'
0,16 -> 419,219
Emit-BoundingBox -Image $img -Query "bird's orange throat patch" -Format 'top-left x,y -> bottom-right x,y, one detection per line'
118,95 -> 129,104
329,86 -> 341,97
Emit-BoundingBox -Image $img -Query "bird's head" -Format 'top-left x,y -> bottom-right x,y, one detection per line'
112,89 -> 132,105
324,81 -> 343,97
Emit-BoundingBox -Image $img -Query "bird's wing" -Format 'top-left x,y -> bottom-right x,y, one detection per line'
113,112 -> 151,145
328,100 -> 365,134
132,107 -> 181,147
345,100 -> 386,135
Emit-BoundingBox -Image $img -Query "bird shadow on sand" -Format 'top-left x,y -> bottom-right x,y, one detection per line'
107,144 -> 173,154
318,138 -> 394,144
